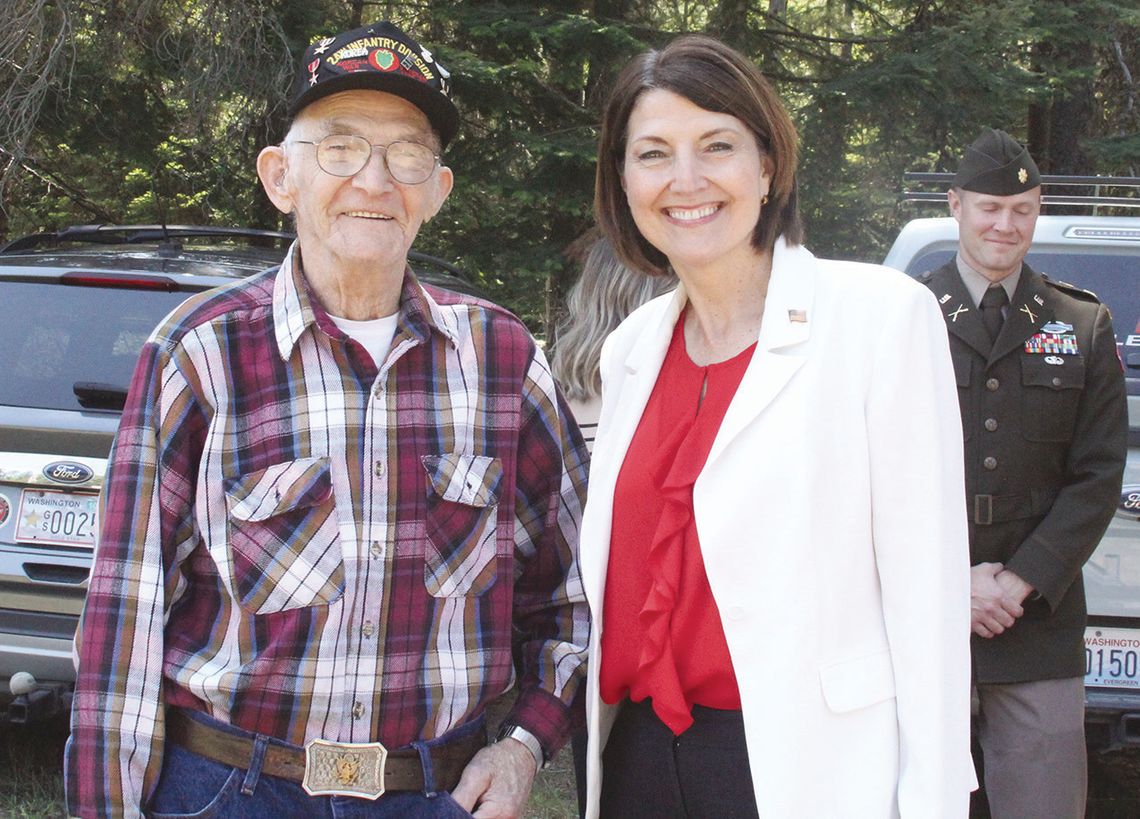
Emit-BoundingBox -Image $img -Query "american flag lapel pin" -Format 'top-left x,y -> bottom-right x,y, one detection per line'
788,309 -> 808,323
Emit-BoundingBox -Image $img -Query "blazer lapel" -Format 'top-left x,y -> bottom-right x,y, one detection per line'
927,263 -> 992,359
578,288 -> 682,601
589,287 -> 683,494
989,264 -> 1051,363
705,240 -> 813,468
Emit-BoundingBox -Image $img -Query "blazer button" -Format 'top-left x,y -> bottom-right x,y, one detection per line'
986,378 -> 1000,391
983,456 -> 998,470
984,418 -> 998,432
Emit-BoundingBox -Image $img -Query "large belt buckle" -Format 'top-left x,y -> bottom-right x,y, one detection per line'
302,738 -> 387,799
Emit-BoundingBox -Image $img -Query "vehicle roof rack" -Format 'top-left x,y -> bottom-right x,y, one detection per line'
900,173 -> 1140,210
0,225 -> 295,253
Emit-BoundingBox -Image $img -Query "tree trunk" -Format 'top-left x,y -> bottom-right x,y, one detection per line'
710,0 -> 751,49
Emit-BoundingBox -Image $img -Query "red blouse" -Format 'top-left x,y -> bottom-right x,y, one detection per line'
599,313 -> 756,735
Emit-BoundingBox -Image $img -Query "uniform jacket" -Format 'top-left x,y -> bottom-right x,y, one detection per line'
580,240 -> 975,818
922,262 -> 1127,683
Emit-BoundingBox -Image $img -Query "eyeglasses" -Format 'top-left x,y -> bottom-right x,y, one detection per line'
290,135 -> 440,184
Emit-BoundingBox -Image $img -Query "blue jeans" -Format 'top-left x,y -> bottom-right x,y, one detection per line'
146,713 -> 479,818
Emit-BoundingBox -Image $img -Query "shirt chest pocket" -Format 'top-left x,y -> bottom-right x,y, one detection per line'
225,457 -> 345,614
1020,354 -> 1085,442
422,453 -> 504,597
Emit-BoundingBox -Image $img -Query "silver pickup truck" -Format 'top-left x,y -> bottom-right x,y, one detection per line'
884,211 -> 1140,751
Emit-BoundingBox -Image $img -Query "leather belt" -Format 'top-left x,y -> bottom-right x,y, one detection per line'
973,488 -> 1058,526
165,708 -> 484,799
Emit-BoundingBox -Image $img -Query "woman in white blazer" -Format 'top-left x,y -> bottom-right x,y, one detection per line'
580,35 -> 974,818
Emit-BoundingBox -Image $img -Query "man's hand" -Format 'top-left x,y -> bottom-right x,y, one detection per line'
995,568 -> 1034,607
971,562 -> 1024,638
451,737 -> 537,818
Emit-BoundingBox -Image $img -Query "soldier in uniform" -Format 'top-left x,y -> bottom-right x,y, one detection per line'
921,128 -> 1128,818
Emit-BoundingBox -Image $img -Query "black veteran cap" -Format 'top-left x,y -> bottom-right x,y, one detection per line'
289,21 -> 459,148
953,128 -> 1041,196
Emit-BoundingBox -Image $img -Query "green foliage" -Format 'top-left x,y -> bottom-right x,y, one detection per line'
2,0 -> 1137,333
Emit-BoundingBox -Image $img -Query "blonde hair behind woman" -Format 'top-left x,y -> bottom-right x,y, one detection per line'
553,237 -> 674,403
553,238 -> 673,453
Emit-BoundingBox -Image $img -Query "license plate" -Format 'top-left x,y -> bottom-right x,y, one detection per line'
1085,627 -> 1140,688
16,488 -> 99,548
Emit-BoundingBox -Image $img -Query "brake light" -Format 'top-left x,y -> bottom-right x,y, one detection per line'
60,272 -> 180,291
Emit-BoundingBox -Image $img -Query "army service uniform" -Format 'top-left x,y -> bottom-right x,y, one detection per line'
924,260 -> 1127,818
924,261 -> 1126,682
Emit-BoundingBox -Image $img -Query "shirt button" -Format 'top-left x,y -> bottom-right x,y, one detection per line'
353,702 -> 365,719
370,541 -> 383,558
984,418 -> 998,432
362,621 -> 374,638
373,384 -> 384,399
374,461 -> 385,477
986,378 -> 1000,391
983,456 -> 998,470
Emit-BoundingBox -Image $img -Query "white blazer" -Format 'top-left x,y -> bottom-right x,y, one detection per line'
580,239 -> 975,818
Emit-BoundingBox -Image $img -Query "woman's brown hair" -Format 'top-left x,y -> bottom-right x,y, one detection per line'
595,34 -> 802,276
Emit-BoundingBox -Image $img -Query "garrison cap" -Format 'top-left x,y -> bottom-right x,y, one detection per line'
289,21 -> 459,148
953,128 -> 1041,196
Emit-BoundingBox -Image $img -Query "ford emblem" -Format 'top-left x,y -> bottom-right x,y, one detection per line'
1120,486 -> 1140,521
43,461 -> 94,485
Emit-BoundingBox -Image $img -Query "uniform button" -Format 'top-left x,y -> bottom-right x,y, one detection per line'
983,456 -> 998,470
374,461 -> 385,477
353,702 -> 365,719
370,541 -> 383,558
984,418 -> 998,432
1052,377 -> 1062,387
361,621 -> 374,638
986,378 -> 1000,391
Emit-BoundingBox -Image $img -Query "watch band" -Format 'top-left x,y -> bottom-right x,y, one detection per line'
497,724 -> 544,772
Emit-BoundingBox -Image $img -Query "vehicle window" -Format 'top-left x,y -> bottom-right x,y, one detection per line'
0,281 -> 189,411
906,250 -> 1140,346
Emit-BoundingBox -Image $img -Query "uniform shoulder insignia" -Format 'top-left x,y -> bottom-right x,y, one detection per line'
1040,273 -> 1100,303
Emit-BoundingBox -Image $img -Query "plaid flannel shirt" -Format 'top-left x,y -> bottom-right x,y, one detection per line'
66,244 -> 590,817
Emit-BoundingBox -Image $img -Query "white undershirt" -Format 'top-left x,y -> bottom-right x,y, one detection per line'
329,313 -> 399,368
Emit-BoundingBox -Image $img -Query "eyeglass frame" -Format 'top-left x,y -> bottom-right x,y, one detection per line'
286,134 -> 442,185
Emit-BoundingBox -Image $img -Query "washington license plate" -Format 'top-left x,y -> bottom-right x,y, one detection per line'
1085,627 -> 1140,688
15,488 -> 99,548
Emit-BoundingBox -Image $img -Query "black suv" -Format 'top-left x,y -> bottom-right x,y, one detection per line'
0,225 -> 481,722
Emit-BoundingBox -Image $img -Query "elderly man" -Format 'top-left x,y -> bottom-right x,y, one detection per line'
921,128 -> 1127,818
65,21 -> 589,818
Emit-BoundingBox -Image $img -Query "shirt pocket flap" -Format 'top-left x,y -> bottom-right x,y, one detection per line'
225,457 -> 333,522
1021,355 -> 1085,390
422,453 -> 503,507
818,650 -> 897,714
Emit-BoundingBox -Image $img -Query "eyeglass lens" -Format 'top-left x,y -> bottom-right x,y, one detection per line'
315,135 -> 437,183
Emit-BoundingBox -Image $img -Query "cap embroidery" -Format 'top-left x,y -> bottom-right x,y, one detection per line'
327,36 -> 436,83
